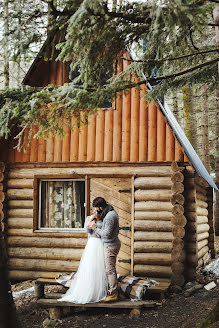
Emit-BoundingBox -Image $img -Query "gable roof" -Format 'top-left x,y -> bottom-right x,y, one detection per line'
20,40 -> 218,190
147,82 -> 218,191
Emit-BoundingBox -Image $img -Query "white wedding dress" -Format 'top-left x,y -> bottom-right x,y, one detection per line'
58,217 -> 108,304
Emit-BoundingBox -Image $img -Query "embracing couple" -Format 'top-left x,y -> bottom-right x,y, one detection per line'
59,197 -> 121,304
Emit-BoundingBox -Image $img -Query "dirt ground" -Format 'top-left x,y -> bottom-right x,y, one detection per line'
12,239 -> 219,328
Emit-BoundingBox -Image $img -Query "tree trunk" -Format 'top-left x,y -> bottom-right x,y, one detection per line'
201,85 -> 210,172
182,86 -> 197,151
0,224 -> 21,328
172,90 -> 179,121
213,6 -> 219,235
4,0 -> 9,88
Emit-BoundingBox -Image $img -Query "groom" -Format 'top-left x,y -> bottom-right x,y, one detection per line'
88,197 -> 121,302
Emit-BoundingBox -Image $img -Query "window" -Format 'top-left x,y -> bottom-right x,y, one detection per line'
36,179 -> 85,230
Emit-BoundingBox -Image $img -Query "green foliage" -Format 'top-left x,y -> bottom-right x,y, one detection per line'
0,0 -> 218,147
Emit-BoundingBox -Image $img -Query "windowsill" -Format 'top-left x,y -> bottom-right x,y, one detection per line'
34,228 -> 86,233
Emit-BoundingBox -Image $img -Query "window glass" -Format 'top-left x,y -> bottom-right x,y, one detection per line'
39,180 -> 85,229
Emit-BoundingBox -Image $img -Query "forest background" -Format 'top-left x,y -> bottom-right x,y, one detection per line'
0,0 -> 218,232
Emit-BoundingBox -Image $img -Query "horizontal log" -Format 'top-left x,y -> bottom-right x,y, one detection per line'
185,239 -> 208,254
9,270 -> 63,281
7,236 -> 87,248
134,241 -> 172,253
171,262 -> 184,274
171,249 -> 185,262
134,265 -> 172,278
170,274 -> 185,287
134,253 -> 172,266
134,189 -> 172,202
8,247 -> 84,261
170,193 -> 185,205
7,229 -> 88,238
195,176 -> 209,189
7,189 -> 33,200
171,182 -> 184,193
9,258 -> 80,272
197,245 -> 209,260
8,166 -> 173,179
172,205 -> 184,215
195,184 -> 207,196
197,223 -> 210,234
134,231 -> 173,242
171,214 -> 187,227
197,216 -> 208,224
197,252 -> 211,268
185,232 -> 209,243
196,199 -> 208,209
172,226 -> 185,238
135,201 -> 172,212
198,239 -> 209,251
7,218 -> 33,229
134,211 -> 173,221
134,177 -> 172,189
134,220 -> 172,232
8,209 -> 33,218
171,171 -> 184,183
8,200 -> 33,209
184,189 -> 207,202
7,179 -> 33,189
196,192 -> 207,202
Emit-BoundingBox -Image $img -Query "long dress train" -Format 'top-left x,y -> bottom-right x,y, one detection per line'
58,218 -> 108,304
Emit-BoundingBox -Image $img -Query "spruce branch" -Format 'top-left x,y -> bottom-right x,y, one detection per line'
113,57 -> 219,91
121,48 -> 219,63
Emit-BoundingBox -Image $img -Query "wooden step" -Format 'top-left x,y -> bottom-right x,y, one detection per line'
37,298 -> 157,309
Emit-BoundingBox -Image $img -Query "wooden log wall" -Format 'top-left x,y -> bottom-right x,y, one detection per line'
4,59 -> 186,164
133,162 -> 187,286
170,162 -> 186,286
183,168 -> 212,280
6,164 -> 174,281
90,177 -> 132,276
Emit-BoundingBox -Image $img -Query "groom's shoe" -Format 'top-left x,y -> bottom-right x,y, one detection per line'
102,290 -> 118,303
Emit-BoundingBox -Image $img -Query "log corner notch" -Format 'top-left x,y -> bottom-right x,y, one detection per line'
0,162 -> 5,233
170,162 -> 186,287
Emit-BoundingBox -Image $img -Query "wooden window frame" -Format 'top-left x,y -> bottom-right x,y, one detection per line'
33,174 -> 88,233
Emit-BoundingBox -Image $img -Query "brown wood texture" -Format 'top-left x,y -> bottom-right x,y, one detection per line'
148,101 -> 157,161
113,58 -> 123,161
157,108 -> 166,161
90,177 -> 132,275
130,79 -> 140,161
139,84 -> 148,161
121,56 -> 131,161
104,110 -> 113,161
8,55 -> 189,164
87,114 -> 96,161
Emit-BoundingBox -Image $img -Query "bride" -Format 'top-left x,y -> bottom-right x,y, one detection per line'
58,210 -> 108,304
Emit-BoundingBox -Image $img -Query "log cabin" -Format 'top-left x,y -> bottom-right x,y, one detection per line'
0,42 -> 218,288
